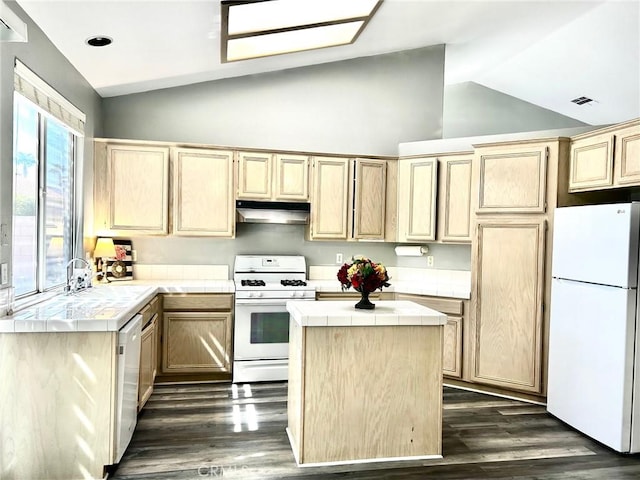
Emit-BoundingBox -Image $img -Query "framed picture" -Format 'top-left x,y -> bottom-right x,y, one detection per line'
106,239 -> 133,281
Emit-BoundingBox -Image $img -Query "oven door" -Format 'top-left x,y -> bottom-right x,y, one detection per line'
234,300 -> 291,360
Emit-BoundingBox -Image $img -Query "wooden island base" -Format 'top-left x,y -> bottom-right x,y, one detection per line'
286,300 -> 447,466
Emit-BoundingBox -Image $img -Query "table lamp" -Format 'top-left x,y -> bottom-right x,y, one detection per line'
94,237 -> 116,283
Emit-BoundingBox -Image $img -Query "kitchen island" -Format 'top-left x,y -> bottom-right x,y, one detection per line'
286,300 -> 447,466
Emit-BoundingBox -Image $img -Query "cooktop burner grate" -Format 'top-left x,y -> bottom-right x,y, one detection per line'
281,279 -> 307,287
241,280 -> 266,287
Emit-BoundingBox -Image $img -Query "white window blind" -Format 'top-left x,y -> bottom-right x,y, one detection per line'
13,59 -> 86,136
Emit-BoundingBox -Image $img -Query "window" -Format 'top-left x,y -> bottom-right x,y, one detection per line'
12,94 -> 76,297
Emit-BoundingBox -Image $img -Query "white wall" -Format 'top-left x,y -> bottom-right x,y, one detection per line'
0,0 -> 102,294
443,81 -> 587,138
129,224 -> 472,273
102,45 -> 447,156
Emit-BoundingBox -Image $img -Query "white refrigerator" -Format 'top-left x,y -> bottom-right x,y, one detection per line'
547,202 -> 640,453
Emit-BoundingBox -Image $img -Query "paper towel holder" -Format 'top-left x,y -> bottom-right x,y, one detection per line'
394,245 -> 429,256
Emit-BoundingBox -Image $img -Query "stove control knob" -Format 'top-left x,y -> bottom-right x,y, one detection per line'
256,292 -> 263,297
248,292 -> 254,298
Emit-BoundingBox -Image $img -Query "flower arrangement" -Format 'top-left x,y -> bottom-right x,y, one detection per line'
337,255 -> 391,293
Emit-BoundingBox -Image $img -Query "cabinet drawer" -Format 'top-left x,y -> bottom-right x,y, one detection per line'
395,293 -> 463,315
139,295 -> 160,327
162,294 -> 233,311
316,291 -> 394,301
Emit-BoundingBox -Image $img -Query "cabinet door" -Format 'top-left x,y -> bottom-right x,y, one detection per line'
613,124 -> 640,186
310,157 -> 351,239
162,312 -> 232,373
353,158 -> 387,240
394,293 -> 464,378
470,217 -> 545,393
443,316 -> 463,378
438,155 -> 472,243
106,144 -> 169,233
172,148 -> 234,237
569,133 -> 614,191
138,316 -> 155,411
237,151 -> 273,199
274,154 -> 309,200
397,157 -> 437,241
476,145 -> 547,213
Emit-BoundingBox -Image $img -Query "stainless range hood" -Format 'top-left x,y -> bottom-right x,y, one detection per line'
236,200 -> 310,225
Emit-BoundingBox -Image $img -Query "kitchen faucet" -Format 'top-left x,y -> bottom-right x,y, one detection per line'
65,257 -> 93,294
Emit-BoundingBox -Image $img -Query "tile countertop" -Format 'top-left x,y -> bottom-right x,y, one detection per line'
287,300 -> 448,327
0,269 -> 468,333
0,280 -> 235,334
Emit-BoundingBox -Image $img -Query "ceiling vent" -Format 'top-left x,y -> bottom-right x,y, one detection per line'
0,1 -> 28,42
571,96 -> 594,106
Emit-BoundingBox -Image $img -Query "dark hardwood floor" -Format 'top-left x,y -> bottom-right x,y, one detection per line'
111,382 -> 640,479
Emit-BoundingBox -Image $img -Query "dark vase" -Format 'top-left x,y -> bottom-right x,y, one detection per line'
355,290 -> 375,310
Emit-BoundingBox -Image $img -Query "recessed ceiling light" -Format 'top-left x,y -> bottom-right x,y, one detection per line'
86,36 -> 113,47
221,0 -> 382,63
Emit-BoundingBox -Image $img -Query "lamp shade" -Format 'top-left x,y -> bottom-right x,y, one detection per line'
94,237 -> 116,258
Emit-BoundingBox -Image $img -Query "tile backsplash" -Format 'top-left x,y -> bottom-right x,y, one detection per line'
133,264 -> 229,280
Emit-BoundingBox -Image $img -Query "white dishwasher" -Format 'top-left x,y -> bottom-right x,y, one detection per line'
116,314 -> 142,463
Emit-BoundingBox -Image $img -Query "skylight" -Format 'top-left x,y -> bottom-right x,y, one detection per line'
221,0 -> 382,63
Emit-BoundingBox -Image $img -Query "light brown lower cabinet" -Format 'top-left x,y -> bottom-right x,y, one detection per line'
315,291 -> 395,301
395,294 -> 466,379
138,296 -> 159,411
138,314 -> 157,411
319,292 -> 465,379
161,294 -> 233,374
470,217 -> 546,394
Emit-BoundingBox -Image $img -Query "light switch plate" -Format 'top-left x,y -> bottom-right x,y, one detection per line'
1,264 -> 7,285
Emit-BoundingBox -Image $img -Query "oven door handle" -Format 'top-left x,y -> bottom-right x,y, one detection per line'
235,299 -> 290,306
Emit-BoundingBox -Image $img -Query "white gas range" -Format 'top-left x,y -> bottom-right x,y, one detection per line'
233,255 -> 315,383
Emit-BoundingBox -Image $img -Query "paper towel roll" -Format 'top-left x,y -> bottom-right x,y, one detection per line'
394,245 -> 428,257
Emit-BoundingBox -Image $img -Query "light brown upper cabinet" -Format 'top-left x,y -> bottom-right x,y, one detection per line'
568,132 -> 614,191
352,158 -> 387,240
475,144 -> 548,214
568,118 -> 640,192
613,122 -> 640,186
397,157 -> 437,242
274,154 -> 310,200
309,156 -> 351,239
308,157 -> 387,241
437,154 -> 473,243
236,151 -> 272,199
470,217 -> 546,394
172,147 -> 235,237
94,142 -> 170,235
237,151 -> 309,201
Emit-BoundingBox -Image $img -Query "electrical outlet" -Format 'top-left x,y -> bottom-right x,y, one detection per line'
132,250 -> 137,262
1,264 -> 7,285
427,256 -> 434,267
336,253 -> 343,264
